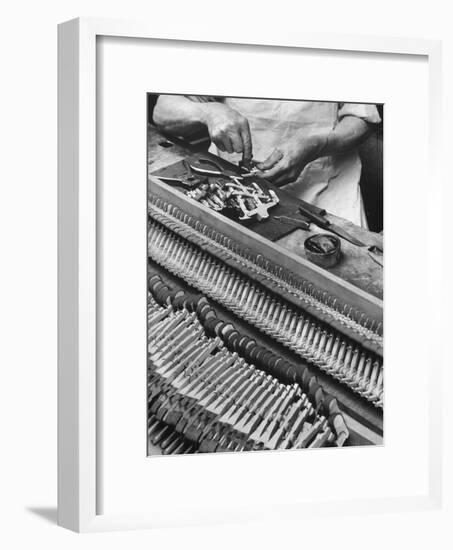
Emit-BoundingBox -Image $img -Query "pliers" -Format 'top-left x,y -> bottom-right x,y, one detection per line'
189,157 -> 257,180
158,160 -> 207,189
188,158 -> 239,179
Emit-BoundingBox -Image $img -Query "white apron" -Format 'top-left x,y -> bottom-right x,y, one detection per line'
208,98 -> 380,227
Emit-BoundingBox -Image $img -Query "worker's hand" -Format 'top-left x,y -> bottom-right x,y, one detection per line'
256,133 -> 325,186
201,103 -> 252,162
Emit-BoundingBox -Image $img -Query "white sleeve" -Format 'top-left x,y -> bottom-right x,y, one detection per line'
338,103 -> 381,124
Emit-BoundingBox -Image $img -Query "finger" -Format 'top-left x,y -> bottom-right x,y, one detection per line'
256,149 -> 284,171
261,160 -> 286,180
214,135 -> 233,154
222,135 -> 234,154
229,131 -> 244,154
213,138 -> 226,152
240,122 -> 253,161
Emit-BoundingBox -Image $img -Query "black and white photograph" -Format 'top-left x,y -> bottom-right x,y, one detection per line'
147,94 -> 384,455
2,0 -> 448,541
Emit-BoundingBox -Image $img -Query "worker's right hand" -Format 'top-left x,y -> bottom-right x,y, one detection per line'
201,103 -> 252,162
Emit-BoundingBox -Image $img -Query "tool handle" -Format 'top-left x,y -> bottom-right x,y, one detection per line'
298,203 -> 330,227
299,199 -> 326,217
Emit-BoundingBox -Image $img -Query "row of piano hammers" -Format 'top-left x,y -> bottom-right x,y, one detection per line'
148,217 -> 383,408
148,273 -> 350,454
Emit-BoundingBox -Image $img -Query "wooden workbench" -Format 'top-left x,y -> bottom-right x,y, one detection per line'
148,124 -> 383,300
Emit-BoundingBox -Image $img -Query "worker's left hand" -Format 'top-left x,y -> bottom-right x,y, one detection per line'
256,133 -> 325,186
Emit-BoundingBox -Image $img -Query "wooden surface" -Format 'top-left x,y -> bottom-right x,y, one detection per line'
148,124 -> 383,300
279,225 -> 383,300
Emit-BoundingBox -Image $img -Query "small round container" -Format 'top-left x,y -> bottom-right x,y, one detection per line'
304,234 -> 341,268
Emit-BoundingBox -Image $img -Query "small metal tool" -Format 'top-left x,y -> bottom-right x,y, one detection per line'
238,158 -> 255,171
238,158 -> 262,177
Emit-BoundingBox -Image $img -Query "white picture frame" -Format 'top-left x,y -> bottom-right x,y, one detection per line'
58,17 -> 443,533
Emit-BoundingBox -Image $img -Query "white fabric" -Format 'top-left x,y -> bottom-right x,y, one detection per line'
206,98 -> 381,227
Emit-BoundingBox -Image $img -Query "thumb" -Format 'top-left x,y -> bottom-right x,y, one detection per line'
256,149 -> 284,171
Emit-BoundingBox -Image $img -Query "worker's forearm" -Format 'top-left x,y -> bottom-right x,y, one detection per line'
153,97 -> 253,159
153,95 -> 211,136
314,116 -> 373,159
